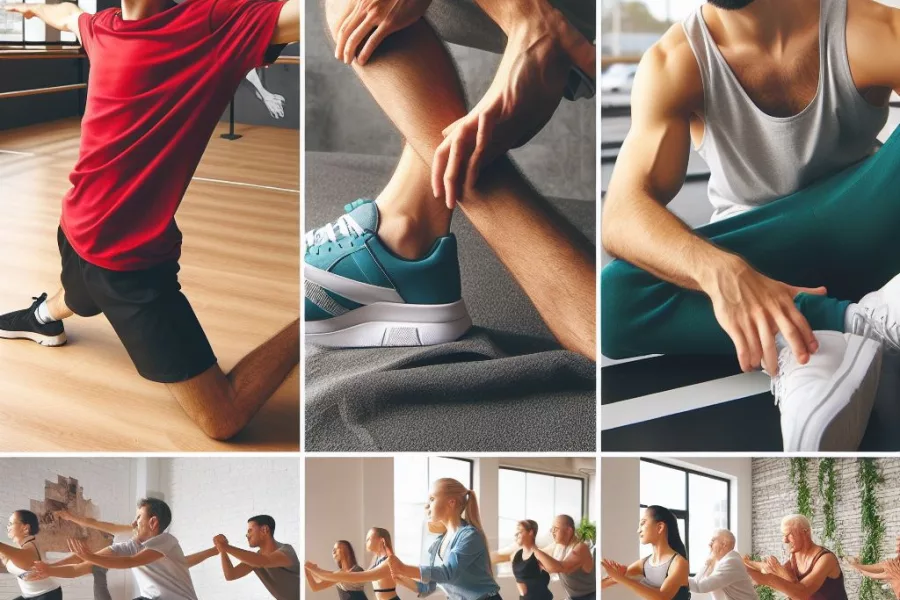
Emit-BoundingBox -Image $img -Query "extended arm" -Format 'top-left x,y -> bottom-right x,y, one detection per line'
222,545 -> 292,569
305,566 -> 338,592
309,561 -> 390,583
3,3 -> 82,38
186,547 -> 219,568
219,551 -> 254,581
601,559 -> 644,589
0,542 -> 40,571
534,543 -> 589,575
55,512 -> 133,536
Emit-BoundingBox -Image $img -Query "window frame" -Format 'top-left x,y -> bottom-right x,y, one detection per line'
638,458 -> 731,575
497,465 -> 588,519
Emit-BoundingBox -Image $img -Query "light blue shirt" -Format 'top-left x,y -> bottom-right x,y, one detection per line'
416,523 -> 500,600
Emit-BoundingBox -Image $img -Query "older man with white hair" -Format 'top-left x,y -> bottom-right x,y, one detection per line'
689,529 -> 758,600
744,515 -> 847,600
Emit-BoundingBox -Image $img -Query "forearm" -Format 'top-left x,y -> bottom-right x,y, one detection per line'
49,554 -> 84,568
751,572 -> 810,600
602,189 -> 742,294
396,575 -> 421,592
533,549 -> 565,573
64,516 -> 131,536
613,576 -> 679,600
852,562 -> 886,577
186,547 -> 218,568
46,562 -> 94,578
223,545 -> 268,568
81,554 -> 143,570
24,3 -> 81,32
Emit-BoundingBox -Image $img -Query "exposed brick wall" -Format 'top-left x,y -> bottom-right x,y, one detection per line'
0,458 -> 133,600
752,458 -> 900,600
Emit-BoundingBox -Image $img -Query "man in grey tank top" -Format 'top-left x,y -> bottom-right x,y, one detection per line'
533,515 -> 595,600
215,515 -> 300,600
602,0 -> 900,450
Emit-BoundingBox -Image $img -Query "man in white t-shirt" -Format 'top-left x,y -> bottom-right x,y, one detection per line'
30,498 -> 199,600
689,530 -> 758,600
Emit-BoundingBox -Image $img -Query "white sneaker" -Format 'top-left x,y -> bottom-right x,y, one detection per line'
851,273 -> 900,351
771,331 -> 882,451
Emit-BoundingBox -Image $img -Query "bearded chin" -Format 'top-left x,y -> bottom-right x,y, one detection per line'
707,0 -> 757,9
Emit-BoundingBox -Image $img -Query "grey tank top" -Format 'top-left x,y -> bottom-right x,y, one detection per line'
556,546 -> 595,598
682,0 -> 888,222
640,555 -> 690,600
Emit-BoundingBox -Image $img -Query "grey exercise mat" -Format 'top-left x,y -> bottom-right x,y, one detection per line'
305,152 -> 596,451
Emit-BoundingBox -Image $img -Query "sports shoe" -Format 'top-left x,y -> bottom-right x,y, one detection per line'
304,199 -> 472,348
850,272 -> 900,351
0,293 -> 67,347
771,331 -> 881,451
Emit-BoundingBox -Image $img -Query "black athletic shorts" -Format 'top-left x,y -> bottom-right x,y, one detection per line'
58,227 -> 217,383
14,587 -> 62,600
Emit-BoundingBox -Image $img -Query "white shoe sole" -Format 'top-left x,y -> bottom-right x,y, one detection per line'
788,336 -> 882,451
306,300 -> 472,348
0,329 -> 67,347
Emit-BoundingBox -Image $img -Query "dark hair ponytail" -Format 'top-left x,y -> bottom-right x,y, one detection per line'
647,505 -> 686,559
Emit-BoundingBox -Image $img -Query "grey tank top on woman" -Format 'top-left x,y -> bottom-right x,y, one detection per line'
682,0 -> 888,222
640,555 -> 690,600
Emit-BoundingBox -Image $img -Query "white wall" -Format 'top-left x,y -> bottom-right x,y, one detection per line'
306,457 -> 595,600
162,457 -> 300,600
601,457 -> 752,600
0,458 -> 135,600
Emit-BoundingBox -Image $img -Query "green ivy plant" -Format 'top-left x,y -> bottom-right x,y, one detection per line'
750,554 -> 777,600
789,458 -> 813,520
858,459 -> 887,600
817,458 -> 840,555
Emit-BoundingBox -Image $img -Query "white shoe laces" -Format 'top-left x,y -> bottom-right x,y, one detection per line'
769,349 -> 792,407
856,305 -> 900,352
304,214 -> 364,250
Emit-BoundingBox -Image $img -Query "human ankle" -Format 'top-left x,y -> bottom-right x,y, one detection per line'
377,210 -> 446,260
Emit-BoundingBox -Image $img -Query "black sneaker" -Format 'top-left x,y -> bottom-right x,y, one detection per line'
0,293 -> 67,347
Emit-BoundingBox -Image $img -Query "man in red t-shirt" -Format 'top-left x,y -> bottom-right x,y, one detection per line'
0,0 -> 299,440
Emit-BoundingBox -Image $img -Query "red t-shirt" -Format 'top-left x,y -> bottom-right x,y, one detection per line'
61,0 -> 286,270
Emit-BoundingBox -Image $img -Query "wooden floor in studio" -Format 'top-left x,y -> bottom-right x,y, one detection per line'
0,118 -> 300,451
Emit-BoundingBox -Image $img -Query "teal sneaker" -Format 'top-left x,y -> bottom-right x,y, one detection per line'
304,199 -> 472,347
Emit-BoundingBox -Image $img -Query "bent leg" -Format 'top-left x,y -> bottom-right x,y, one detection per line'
166,320 -> 299,441
601,134 -> 900,360
321,0 -> 596,358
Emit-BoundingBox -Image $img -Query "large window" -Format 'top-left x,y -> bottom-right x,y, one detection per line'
393,456 -> 473,565
639,459 -> 730,574
498,468 -> 585,554
1,0 -> 97,45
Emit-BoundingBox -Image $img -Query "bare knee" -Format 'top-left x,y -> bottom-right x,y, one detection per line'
167,367 -> 244,441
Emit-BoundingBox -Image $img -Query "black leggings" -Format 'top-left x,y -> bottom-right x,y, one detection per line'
14,588 -> 62,600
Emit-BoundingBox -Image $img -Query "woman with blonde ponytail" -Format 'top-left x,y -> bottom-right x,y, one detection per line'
386,478 -> 502,600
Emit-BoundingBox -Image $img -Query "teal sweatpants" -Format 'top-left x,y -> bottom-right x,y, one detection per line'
601,128 -> 900,360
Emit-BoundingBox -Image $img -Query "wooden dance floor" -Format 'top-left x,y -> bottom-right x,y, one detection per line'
0,118 -> 299,451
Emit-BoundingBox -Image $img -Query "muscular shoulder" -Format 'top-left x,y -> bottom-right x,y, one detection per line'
633,23 -> 704,118
846,0 -> 900,89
